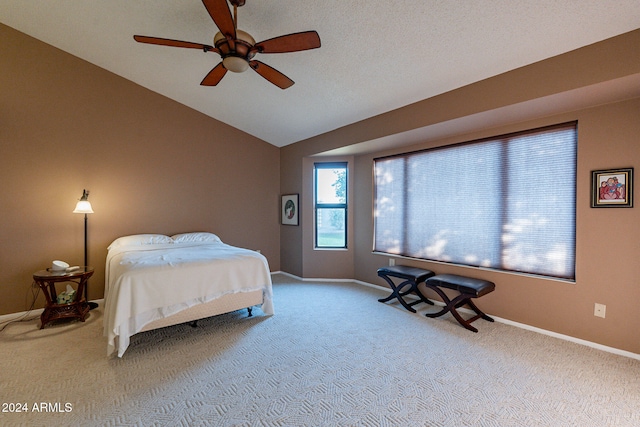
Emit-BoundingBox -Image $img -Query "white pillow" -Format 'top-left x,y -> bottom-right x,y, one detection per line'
108,234 -> 173,250
171,232 -> 222,244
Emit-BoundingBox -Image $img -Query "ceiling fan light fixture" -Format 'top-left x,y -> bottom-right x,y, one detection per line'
214,29 -> 255,73
222,55 -> 250,73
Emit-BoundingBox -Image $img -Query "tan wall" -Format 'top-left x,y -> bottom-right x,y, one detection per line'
3,22 -> 639,354
301,156 -> 354,278
279,151 -> 304,275
280,30 -> 640,354
354,98 -> 640,354
0,25 -> 280,315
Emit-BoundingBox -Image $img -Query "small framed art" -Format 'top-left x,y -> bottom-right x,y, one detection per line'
281,194 -> 299,225
591,167 -> 633,208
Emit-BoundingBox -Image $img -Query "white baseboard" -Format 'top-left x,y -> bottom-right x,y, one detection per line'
284,273 -> 640,361
276,271 -> 354,283
0,299 -> 105,325
5,274 -> 638,362
0,307 -> 44,324
491,316 -> 640,361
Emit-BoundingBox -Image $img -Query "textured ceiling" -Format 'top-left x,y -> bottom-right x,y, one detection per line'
1,1 -> 639,147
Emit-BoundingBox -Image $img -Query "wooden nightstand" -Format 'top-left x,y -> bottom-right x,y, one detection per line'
33,267 -> 94,329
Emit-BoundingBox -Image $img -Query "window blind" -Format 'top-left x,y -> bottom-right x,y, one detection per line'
374,122 -> 577,280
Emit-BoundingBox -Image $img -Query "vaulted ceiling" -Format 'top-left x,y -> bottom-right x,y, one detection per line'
2,1 -> 639,147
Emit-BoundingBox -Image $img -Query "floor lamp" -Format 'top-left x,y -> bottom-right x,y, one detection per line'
73,189 -> 98,310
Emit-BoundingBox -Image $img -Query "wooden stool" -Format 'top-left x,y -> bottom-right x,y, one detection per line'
377,266 -> 435,313
424,274 -> 495,332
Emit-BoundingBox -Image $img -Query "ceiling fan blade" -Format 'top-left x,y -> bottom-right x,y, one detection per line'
254,31 -> 321,54
202,0 -> 236,39
201,62 -> 228,86
134,35 -> 216,53
249,60 -> 294,89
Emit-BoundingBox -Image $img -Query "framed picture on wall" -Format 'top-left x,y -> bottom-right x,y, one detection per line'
591,167 -> 634,208
281,194 -> 299,225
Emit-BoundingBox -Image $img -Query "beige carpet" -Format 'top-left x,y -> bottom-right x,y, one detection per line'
1,274 -> 639,427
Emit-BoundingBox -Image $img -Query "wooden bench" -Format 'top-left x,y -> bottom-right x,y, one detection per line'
377,266 -> 435,313
423,274 -> 495,332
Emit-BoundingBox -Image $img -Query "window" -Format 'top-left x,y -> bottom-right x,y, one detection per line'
315,162 -> 348,248
374,122 -> 577,280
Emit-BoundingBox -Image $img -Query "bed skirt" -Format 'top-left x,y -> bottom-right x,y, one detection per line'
139,289 -> 264,332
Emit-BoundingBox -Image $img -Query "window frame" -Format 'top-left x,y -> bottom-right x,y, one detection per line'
314,162 -> 348,249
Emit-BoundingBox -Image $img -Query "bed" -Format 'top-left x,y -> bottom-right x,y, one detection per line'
103,232 -> 274,357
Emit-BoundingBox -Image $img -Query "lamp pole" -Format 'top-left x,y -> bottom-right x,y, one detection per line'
83,211 -> 89,298
74,189 -> 98,310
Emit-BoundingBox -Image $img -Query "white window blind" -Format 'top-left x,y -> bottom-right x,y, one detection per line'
374,122 -> 577,280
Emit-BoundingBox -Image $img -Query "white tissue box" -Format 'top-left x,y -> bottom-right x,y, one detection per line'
56,285 -> 76,304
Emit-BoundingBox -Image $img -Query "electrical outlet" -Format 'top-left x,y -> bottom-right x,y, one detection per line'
389,258 -> 395,266
594,303 -> 606,318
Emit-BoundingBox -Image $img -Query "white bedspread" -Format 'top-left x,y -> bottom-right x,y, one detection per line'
103,241 -> 273,357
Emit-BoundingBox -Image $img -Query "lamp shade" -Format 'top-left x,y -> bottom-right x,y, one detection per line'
73,200 -> 94,214
73,189 -> 94,214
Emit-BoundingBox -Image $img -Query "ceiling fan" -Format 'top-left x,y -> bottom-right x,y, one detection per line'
134,0 -> 321,89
